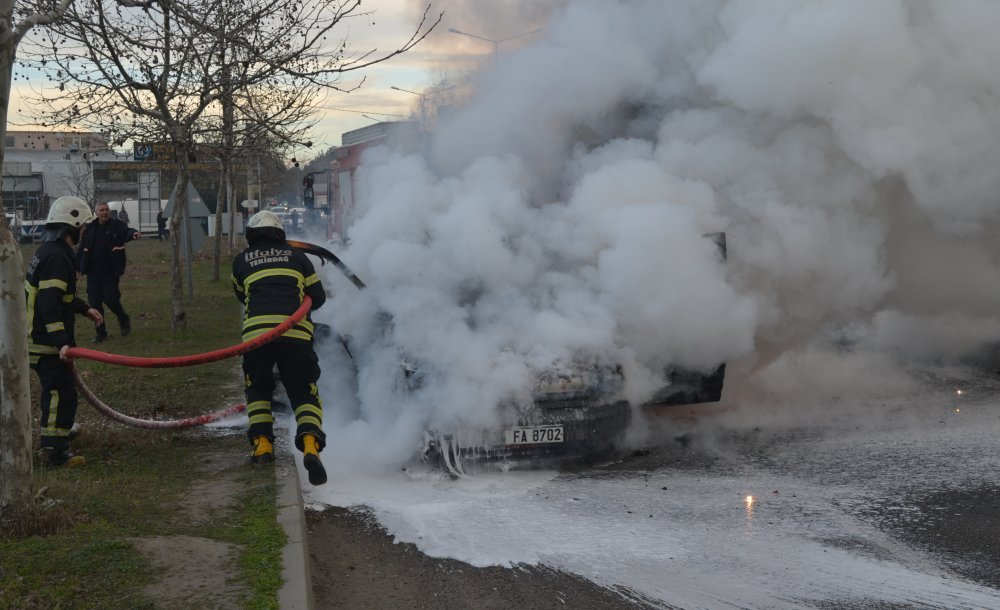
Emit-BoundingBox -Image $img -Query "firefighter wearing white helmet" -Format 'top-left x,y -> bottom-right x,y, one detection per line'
232,208 -> 329,484
25,196 -> 103,467
246,209 -> 284,232
42,195 -> 94,241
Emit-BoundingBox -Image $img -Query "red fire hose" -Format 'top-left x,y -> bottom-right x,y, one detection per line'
64,296 -> 313,429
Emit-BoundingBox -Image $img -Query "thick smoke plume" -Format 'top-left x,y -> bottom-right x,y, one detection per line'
309,1 -> 1000,468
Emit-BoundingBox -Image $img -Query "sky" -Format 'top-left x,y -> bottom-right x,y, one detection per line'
6,0 -> 551,161
303,0 -> 556,153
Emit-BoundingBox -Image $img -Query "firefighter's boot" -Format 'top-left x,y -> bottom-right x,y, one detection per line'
42,447 -> 86,468
250,436 -> 274,464
302,434 -> 327,486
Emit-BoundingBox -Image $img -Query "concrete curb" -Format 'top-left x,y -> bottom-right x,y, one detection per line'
277,449 -> 315,610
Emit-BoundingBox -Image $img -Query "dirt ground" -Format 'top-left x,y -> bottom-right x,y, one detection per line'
305,506 -> 661,610
132,439 -> 250,610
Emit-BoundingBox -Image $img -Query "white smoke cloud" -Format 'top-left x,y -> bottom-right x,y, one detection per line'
309,0 -> 1000,467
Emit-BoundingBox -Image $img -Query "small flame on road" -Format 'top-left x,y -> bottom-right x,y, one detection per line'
744,495 -> 756,527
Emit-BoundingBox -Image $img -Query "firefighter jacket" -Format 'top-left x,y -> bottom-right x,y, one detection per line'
231,237 -> 327,343
25,240 -> 91,358
77,218 -> 138,277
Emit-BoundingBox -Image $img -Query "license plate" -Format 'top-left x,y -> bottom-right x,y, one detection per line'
504,425 -> 564,445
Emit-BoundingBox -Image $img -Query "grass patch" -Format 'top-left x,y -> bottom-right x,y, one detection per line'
2,237 -> 286,610
206,471 -> 286,610
71,238 -> 245,420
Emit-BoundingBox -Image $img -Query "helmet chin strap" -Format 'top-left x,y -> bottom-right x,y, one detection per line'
40,225 -> 83,244
41,226 -> 68,243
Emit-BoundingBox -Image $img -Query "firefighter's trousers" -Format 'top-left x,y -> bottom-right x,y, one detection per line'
242,341 -> 325,451
31,354 -> 78,451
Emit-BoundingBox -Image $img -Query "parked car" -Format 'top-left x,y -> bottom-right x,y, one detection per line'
4,212 -> 21,235
280,207 -> 308,234
3,212 -> 35,243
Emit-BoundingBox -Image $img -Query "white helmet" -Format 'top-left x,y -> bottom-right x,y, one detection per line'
46,196 -> 94,227
247,210 -> 284,230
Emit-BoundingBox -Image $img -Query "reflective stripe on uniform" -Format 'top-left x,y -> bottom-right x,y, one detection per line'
248,412 -> 275,426
242,314 -> 313,334
294,403 -> 323,420
25,281 -> 39,338
42,389 -> 65,435
39,278 -> 69,291
295,415 -> 322,429
231,274 -> 245,294
46,321 -> 66,332
242,327 -> 312,342
244,268 -> 305,289
246,400 -> 274,426
29,344 -> 60,355
246,400 -> 271,413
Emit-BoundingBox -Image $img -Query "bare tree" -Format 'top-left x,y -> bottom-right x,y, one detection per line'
63,152 -> 97,206
199,83 -> 317,281
24,0 -> 440,327
0,0 -> 76,535
23,0 -> 234,328
193,0 -> 441,279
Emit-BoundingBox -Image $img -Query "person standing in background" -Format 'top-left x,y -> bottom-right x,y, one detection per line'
77,202 -> 140,343
117,205 -> 130,227
156,208 -> 168,240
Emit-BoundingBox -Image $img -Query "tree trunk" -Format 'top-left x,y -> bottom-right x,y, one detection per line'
227,173 -> 237,252
212,164 -> 223,282
0,31 -> 37,532
0,226 -> 35,534
168,147 -> 191,329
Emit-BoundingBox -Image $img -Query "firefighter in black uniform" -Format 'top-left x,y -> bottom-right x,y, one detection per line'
232,210 -> 328,485
25,196 -> 104,466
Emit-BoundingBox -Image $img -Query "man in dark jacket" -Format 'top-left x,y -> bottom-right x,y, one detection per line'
156,209 -> 168,241
26,196 -> 104,466
232,210 -> 329,485
77,201 -> 140,342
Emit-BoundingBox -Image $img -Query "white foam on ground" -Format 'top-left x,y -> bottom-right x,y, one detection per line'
302,379 -> 1000,609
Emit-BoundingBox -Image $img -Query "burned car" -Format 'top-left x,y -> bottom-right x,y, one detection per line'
417,358 -> 725,476
314,233 -> 728,475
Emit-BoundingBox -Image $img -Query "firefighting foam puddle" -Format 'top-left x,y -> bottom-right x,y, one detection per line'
300,372 -> 1000,609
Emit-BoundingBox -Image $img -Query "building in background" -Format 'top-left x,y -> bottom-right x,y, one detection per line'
3,131 -> 230,238
2,131 -> 118,238
328,120 -> 420,238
